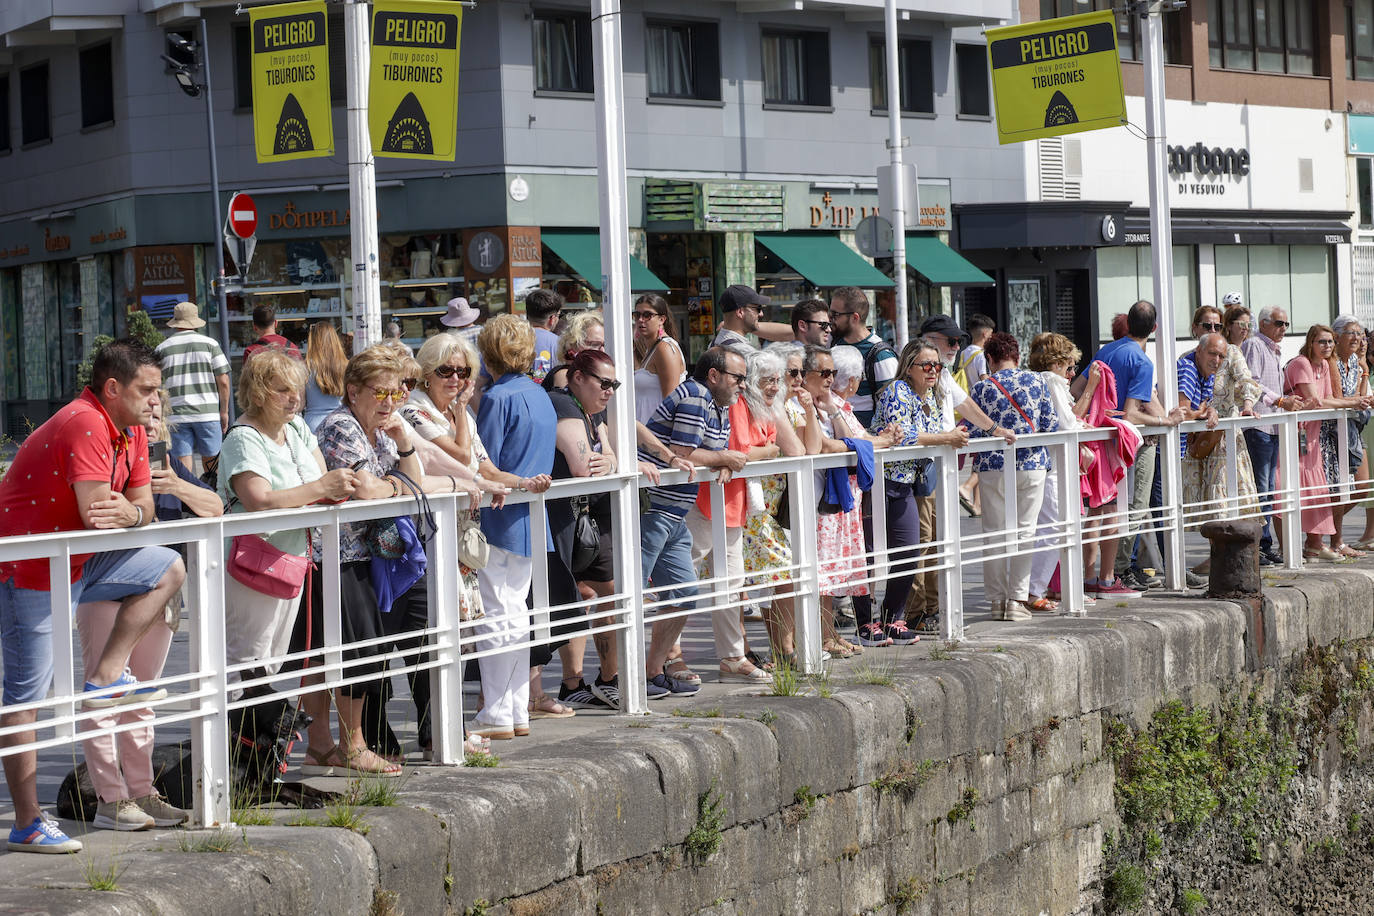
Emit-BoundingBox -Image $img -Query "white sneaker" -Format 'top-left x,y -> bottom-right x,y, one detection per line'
93,798 -> 154,831
134,792 -> 189,827
997,602 -> 1033,622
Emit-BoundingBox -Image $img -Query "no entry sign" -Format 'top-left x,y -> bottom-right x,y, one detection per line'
227,192 -> 258,239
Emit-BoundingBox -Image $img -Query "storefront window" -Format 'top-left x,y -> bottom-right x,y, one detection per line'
1360,158 -> 1374,230
1214,244 -> 1332,331
1095,245 -> 1196,338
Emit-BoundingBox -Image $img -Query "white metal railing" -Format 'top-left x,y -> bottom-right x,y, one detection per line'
0,406 -> 1366,826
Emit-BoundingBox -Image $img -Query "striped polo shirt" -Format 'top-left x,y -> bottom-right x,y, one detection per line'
637,377 -> 730,518
155,330 -> 230,422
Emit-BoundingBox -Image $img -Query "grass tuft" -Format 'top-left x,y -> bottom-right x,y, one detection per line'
672,706 -> 723,718
684,780 -> 727,865
177,828 -> 250,853
80,853 -> 127,891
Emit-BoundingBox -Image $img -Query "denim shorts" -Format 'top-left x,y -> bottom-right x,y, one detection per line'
169,418 -> 222,459
0,546 -> 180,705
639,510 -> 698,609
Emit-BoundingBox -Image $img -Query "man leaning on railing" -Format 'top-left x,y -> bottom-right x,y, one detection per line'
0,340 -> 186,854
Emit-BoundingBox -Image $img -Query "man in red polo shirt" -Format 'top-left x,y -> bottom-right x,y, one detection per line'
0,340 -> 185,853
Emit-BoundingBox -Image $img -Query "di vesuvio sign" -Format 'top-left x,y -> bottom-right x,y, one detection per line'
985,10 -> 1126,145
369,0 -> 463,161
249,0 -> 333,163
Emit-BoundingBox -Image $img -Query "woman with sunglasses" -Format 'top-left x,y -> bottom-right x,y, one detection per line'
867,341 -> 971,642
632,293 -> 686,424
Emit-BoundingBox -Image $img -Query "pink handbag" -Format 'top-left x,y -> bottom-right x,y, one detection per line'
228,534 -> 311,599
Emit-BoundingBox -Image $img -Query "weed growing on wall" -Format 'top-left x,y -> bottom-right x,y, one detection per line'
685,780 -> 726,865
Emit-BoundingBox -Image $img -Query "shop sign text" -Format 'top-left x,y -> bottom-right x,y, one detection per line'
44,228 -> 71,252
269,200 -> 351,231
0,246 -> 30,260
1168,141 -> 1249,197
89,227 -> 127,246
809,192 -> 947,230
510,230 -> 540,269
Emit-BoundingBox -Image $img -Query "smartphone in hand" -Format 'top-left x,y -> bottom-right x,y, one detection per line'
149,440 -> 168,469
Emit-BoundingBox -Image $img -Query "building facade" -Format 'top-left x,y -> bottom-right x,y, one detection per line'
0,0 -> 1021,429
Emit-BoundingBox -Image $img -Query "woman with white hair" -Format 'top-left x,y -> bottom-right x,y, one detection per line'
736,348 -> 807,662
1326,315 -> 1373,556
543,311 -> 606,390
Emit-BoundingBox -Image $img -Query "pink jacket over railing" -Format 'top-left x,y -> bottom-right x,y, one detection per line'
1081,361 -> 1142,508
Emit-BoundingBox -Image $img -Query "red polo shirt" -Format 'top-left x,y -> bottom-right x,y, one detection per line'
0,389 -> 150,589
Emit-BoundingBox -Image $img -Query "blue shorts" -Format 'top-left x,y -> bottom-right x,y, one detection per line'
169,418 -> 222,459
639,510 -> 697,609
0,546 -> 181,705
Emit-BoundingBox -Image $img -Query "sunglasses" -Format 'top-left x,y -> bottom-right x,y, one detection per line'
786,368 -> 804,379
830,310 -> 856,318
632,310 -> 660,321
807,368 -> 837,380
1271,319 -> 1290,328
803,319 -> 833,332
916,361 -> 942,371
1199,322 -> 1222,332
584,371 -> 621,392
433,365 -> 472,380
401,377 -> 419,391
365,384 -> 407,403
1230,323 -> 1251,331
721,370 -> 747,384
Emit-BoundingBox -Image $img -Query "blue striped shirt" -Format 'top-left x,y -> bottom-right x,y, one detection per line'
638,378 -> 730,517
1176,352 -> 1215,457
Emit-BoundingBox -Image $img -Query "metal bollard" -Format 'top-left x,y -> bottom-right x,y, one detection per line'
1200,518 -> 1262,599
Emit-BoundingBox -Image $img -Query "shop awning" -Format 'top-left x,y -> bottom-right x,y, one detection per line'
754,233 -> 894,288
541,230 -> 668,292
904,233 -> 994,285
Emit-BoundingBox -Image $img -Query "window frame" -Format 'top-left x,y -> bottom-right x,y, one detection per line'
79,40 -> 116,130
644,17 -> 722,104
232,24 -> 252,111
19,61 -> 50,148
533,8 -> 594,96
760,26 -> 831,110
1210,0 -> 1315,75
1350,0 -> 1374,81
868,34 -> 935,117
953,42 -> 991,120
1039,0 -> 1182,63
0,74 -> 10,155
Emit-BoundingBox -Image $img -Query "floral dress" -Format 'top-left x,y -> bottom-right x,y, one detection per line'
1183,344 -> 1260,522
743,399 -> 805,587
398,391 -> 486,621
816,402 -> 869,597
1322,353 -> 1365,497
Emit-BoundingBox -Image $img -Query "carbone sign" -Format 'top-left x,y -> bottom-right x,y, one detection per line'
986,10 -> 1126,145
370,0 -> 462,161
249,0 -> 333,163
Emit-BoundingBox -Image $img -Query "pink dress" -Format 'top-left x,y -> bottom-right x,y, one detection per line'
1283,355 -> 1335,535
815,403 -> 870,597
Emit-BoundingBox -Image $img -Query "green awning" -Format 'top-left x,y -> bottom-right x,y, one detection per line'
904,233 -> 994,285
541,230 -> 668,292
754,233 -> 894,289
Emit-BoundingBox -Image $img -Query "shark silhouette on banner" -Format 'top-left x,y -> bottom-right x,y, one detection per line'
380,92 -> 434,155
1043,90 -> 1079,128
273,92 -> 316,155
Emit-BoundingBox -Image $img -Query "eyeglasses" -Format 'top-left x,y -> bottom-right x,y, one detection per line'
830,310 -> 856,318
1341,328 -> 1364,337
807,368 -> 837,380
401,377 -> 419,391
721,370 -> 747,384
758,375 -> 781,386
916,361 -> 942,372
803,319 -> 833,332
1199,322 -> 1222,332
1271,319 -> 1290,328
365,384 -> 408,403
1230,323 -> 1251,332
1317,339 -> 1336,347
584,372 -> 621,392
632,310 -> 660,321
433,365 -> 472,380
786,368 -> 804,379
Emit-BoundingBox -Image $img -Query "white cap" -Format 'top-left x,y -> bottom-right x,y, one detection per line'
1221,291 -> 1243,306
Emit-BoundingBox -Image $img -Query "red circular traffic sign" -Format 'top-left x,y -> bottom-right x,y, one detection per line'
227,192 -> 258,239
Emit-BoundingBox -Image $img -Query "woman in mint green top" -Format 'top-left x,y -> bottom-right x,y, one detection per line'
217,349 -> 360,698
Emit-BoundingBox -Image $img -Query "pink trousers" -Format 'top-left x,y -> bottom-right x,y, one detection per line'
76,600 -> 172,803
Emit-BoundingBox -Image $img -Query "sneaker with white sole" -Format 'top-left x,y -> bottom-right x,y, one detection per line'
8,813 -> 82,853
996,602 -> 1033,622
589,675 -> 621,709
1092,577 -> 1142,599
83,668 -> 166,709
885,621 -> 920,645
558,680 -> 612,710
134,792 -> 189,827
93,798 -> 154,832
856,623 -> 893,647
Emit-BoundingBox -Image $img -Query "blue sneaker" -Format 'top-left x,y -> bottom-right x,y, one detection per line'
83,668 -> 167,709
8,813 -> 82,854
646,677 -> 671,700
649,671 -> 699,697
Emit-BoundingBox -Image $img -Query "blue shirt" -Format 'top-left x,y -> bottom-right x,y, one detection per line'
638,377 -> 730,518
532,328 -> 559,383
1093,336 -> 1154,409
968,369 -> 1059,472
477,372 -> 557,557
1176,352 -> 1215,457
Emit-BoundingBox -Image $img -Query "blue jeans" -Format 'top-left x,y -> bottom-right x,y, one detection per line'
0,546 -> 180,705
169,418 -> 222,460
639,510 -> 698,609
1244,428 -> 1280,547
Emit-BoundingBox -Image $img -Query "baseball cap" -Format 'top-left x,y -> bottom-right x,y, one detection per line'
918,314 -> 968,347
719,284 -> 769,312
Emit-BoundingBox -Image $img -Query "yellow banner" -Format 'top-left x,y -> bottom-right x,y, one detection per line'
250,0 -> 333,162
369,0 -> 462,161
986,10 -> 1126,145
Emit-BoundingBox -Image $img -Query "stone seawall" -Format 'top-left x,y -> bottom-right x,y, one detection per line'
6,566 -> 1374,915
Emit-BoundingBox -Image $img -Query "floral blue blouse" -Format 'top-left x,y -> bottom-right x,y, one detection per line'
873,378 -> 942,484
314,405 -> 400,562
968,368 -> 1059,472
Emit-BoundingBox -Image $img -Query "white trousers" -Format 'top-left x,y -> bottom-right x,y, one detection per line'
224,574 -> 300,699
980,469 -> 1048,607
474,545 -> 532,729
684,504 -> 747,659
1028,471 -> 1061,597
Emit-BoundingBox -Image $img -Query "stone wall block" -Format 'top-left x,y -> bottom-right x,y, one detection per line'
830,686 -> 912,783
1065,625 -> 1133,714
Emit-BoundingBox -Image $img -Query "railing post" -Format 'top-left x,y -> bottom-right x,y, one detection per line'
870,453 -> 888,593
428,493 -> 463,764
48,551 -> 75,745
935,446 -> 963,639
529,492 -> 550,646
790,465 -> 823,673
1058,436 -> 1085,617
1278,413 -> 1303,569
320,518 -> 344,689
616,473 -> 646,713
1224,423 -> 1240,520
1159,427 -> 1186,590
187,531 -> 231,827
